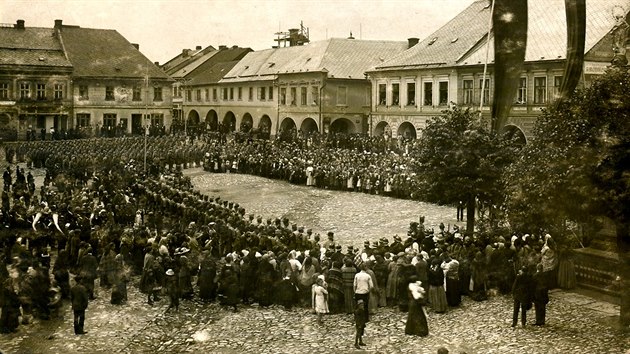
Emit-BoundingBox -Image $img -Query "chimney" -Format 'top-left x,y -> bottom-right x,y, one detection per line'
15,19 -> 25,29
182,49 -> 191,57
131,43 -> 139,50
154,61 -> 159,66
232,45 -> 238,49
219,45 -> 227,50
196,45 -> 202,50
408,37 -> 419,48
54,19 -> 62,29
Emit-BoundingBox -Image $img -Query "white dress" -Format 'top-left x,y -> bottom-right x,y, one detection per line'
312,284 -> 329,314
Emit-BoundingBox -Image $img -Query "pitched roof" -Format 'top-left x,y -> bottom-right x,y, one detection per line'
161,46 -> 214,73
0,27 -> 72,68
186,47 -> 253,85
374,0 -> 628,71
459,0 -> 628,66
222,38 -> 407,83
59,26 -> 170,79
167,47 -> 220,78
374,0 -> 492,70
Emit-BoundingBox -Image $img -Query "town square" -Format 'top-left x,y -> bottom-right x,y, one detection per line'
0,0 -> 629,353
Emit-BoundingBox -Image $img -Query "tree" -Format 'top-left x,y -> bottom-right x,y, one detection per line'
505,68 -> 630,326
415,107 -> 520,232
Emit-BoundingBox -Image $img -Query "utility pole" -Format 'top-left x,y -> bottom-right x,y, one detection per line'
144,66 -> 149,173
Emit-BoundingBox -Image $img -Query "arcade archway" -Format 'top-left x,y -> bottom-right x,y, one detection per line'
329,118 -> 356,134
187,110 -> 200,126
240,113 -> 253,132
374,121 -> 392,137
300,117 -> 318,133
258,115 -> 272,139
206,110 -> 218,131
502,124 -> 527,146
397,121 -> 417,139
223,111 -> 236,132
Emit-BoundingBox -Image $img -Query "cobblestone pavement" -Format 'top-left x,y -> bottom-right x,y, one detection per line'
0,279 -> 627,354
0,168 -> 628,354
189,170 -> 460,248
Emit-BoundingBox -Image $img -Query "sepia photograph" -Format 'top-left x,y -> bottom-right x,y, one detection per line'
0,0 -> 628,353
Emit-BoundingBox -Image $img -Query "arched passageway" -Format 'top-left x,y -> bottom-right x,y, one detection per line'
329,118 -> 356,134
223,111 -> 236,132
397,121 -> 417,140
300,117 -> 318,133
240,113 -> 253,132
374,121 -> 392,137
206,110 -> 218,131
502,124 -> 527,146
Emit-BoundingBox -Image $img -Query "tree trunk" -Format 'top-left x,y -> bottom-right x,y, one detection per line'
617,221 -> 630,327
466,195 -> 476,235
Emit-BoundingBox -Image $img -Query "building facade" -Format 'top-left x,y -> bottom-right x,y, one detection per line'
367,0 -> 628,141
0,20 -> 73,140
193,38 -> 410,137
0,19 -> 173,140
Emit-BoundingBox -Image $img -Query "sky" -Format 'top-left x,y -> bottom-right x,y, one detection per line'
2,0 -> 474,65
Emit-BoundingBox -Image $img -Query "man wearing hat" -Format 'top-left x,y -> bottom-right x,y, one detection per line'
390,235 -> 404,255
330,244 -> 344,265
323,231 -> 336,250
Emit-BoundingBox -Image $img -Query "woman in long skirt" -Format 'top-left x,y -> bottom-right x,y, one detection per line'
427,259 -> 448,313
405,278 -> 429,336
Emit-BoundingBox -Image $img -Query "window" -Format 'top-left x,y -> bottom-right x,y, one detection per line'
229,87 -> 234,100
37,83 -> 46,100
205,89 -> 210,101
153,87 -> 162,101
462,79 -> 473,105
392,83 -> 400,106
79,85 -> 88,100
290,87 -> 297,105
150,113 -> 164,126
76,113 -> 90,127
103,113 -> 117,127
553,76 -> 563,98
20,83 -> 30,100
259,87 -> 266,100
54,84 -> 64,99
337,86 -> 347,105
196,89 -> 201,101
222,88 -> 228,100
280,87 -> 286,105
0,83 -> 9,100
438,81 -> 448,106
311,86 -> 319,105
534,76 -> 547,104
173,86 -> 180,98
378,84 -> 386,105
238,87 -> 242,100
423,82 -> 433,106
213,88 -> 218,101
300,87 -> 307,105
186,90 -> 192,101
478,79 -> 490,105
406,82 -> 415,106
516,78 -> 527,104
365,87 -> 371,106
132,86 -> 142,101
105,86 -> 115,101
248,87 -> 253,101
268,86 -> 273,100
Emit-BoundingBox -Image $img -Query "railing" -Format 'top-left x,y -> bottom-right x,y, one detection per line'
573,247 -> 621,297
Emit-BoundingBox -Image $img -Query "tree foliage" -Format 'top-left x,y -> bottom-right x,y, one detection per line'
504,68 -> 630,241
415,107 -> 521,231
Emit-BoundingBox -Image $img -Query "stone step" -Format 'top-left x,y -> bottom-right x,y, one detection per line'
573,247 -> 620,298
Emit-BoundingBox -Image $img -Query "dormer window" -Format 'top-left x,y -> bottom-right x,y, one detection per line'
428,37 -> 438,46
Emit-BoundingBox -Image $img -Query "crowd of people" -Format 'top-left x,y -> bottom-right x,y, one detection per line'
0,133 -> 577,350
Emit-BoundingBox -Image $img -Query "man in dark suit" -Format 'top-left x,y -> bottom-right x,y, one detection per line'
70,276 -> 89,335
